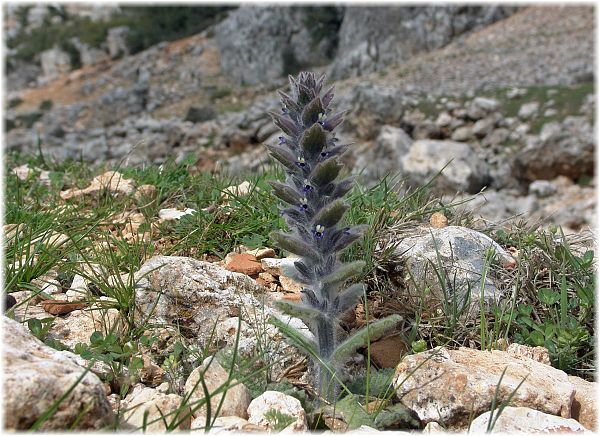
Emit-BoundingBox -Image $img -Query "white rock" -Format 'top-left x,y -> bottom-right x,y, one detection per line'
450,126 -> 473,142
122,386 -> 191,431
529,180 -> 558,199
467,97 -> 500,120
158,207 -> 196,220
12,164 -> 33,180
247,391 -> 307,432
435,112 -> 452,127
401,139 -> 490,195
3,317 -> 114,430
260,257 -> 296,277
184,356 -> 252,419
469,406 -> 587,433
190,415 -> 249,433
221,181 -> 256,200
518,101 -> 540,120
394,347 -> 576,429
393,226 -> 514,305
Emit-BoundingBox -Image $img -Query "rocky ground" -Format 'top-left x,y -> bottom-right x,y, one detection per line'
3,4 -> 597,433
5,6 -> 595,234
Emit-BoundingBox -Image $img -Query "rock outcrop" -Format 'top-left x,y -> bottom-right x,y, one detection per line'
3,317 -> 115,430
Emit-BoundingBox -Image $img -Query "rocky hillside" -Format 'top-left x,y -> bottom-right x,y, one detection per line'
4,5 -> 595,233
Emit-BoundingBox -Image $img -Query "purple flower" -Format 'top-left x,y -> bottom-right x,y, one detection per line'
296,156 -> 307,168
299,197 -> 309,210
313,224 -> 325,240
278,136 -> 286,145
302,179 -> 313,193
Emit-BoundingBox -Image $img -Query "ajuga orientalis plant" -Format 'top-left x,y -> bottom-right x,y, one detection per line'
265,72 -> 400,401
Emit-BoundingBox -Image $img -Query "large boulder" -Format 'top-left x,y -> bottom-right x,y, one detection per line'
401,139 -> 490,194
352,126 -> 413,186
132,256 -> 309,380
40,46 -> 72,78
133,256 -> 266,343
3,316 -> 115,430
215,6 -> 341,85
392,226 -> 514,306
393,346 -> 575,429
331,6 -> 516,79
514,116 -> 594,184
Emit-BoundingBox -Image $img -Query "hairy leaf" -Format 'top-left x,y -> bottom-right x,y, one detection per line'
321,85 -> 335,108
273,300 -> 322,326
331,177 -> 355,198
301,123 -> 327,157
331,225 -> 369,253
313,199 -> 349,229
270,231 -> 320,260
322,261 -> 366,287
269,316 -> 318,358
278,91 -> 300,113
280,260 -> 315,283
269,112 -> 299,136
311,158 -> 343,187
302,96 -> 324,126
322,111 -> 347,131
268,180 -> 301,205
264,142 -> 300,172
333,283 -> 365,315
331,315 -> 401,362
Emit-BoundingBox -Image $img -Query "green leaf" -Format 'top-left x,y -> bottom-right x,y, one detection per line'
310,158 -> 343,187
301,96 -> 324,126
301,123 -> 327,157
529,330 -> 545,347
264,142 -> 300,172
335,283 -> 366,315
90,331 -> 104,346
268,180 -> 301,205
411,339 -> 427,353
273,300 -> 322,326
269,316 -> 318,359
538,288 -> 560,306
322,260 -> 365,287
374,403 -> 421,430
332,315 -> 401,362
313,199 -> 349,229
270,231 -> 321,261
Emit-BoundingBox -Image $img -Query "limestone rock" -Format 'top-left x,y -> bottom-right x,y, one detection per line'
394,347 -> 576,429
469,407 -> 587,433
467,97 -> 500,120
568,375 -> 598,431
514,117 -> 594,183
190,415 -> 249,433
46,307 -> 123,349
140,354 -> 166,387
134,256 -> 267,345
3,316 -> 114,430
518,101 -> 540,120
506,343 -> 551,365
393,226 -> 514,305
401,139 -> 490,194
353,126 -> 413,186
158,208 -> 196,221
260,257 -> 295,277
184,356 -> 252,419
331,7 -> 515,79
247,390 -> 307,432
60,171 -> 135,200
121,385 -> 190,431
